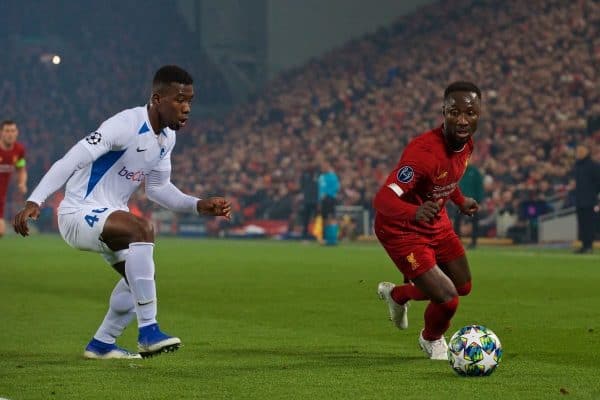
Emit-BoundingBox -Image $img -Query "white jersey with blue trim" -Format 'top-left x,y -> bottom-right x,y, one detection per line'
58,106 -> 176,213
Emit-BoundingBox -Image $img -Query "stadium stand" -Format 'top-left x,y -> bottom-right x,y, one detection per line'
1,0 -> 598,241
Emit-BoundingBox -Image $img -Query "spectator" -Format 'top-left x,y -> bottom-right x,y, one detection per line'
318,160 -> 340,245
299,161 -> 320,240
454,163 -> 484,248
573,144 -> 600,253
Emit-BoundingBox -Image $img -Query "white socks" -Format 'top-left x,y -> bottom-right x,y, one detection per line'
94,278 -> 135,344
125,242 -> 158,328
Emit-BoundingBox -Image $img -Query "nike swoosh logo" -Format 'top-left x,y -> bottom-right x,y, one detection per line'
137,300 -> 154,306
136,147 -> 147,152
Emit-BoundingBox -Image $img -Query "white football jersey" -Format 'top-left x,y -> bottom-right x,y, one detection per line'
58,106 -> 176,213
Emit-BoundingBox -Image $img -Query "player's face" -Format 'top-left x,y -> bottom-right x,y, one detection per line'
442,91 -> 480,148
0,124 -> 19,146
157,83 -> 194,131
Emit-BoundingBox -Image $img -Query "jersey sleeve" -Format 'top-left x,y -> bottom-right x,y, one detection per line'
385,142 -> 435,199
373,143 -> 435,219
449,186 -> 466,207
78,112 -> 133,160
15,143 -> 26,168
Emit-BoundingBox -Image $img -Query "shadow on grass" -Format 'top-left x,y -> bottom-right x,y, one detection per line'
191,346 -> 427,373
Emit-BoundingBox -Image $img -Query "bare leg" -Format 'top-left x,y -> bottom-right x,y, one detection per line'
438,255 -> 471,289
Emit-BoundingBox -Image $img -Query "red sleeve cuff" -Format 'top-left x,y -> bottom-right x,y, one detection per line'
450,188 -> 466,207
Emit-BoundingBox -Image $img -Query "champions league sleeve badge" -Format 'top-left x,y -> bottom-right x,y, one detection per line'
396,166 -> 414,183
85,132 -> 102,145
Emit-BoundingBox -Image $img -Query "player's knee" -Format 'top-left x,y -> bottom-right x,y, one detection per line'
436,295 -> 459,314
131,218 -> 155,243
456,280 -> 472,296
432,286 -> 458,304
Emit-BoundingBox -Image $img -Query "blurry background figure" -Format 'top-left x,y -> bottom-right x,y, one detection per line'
573,144 -> 600,254
318,160 -> 340,245
299,161 -> 319,240
339,214 -> 358,242
453,163 -> 484,248
0,120 -> 27,238
495,190 -> 518,238
516,189 -> 552,244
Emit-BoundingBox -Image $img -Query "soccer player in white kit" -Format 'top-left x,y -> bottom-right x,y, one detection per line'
13,65 -> 232,359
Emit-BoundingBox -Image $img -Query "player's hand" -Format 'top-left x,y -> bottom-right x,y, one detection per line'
459,197 -> 479,216
17,183 -> 27,195
197,197 -> 232,220
13,201 -> 41,237
415,200 -> 442,223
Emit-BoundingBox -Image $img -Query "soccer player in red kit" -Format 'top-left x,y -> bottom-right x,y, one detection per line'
373,82 -> 481,360
0,120 -> 27,237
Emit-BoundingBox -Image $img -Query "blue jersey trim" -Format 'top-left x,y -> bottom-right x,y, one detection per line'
138,122 -> 150,134
85,150 -> 126,198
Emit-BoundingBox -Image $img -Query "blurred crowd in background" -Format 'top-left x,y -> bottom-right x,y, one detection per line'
1,0 -> 599,241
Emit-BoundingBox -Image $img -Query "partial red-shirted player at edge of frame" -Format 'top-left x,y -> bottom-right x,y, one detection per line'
0,120 -> 27,238
373,81 -> 481,361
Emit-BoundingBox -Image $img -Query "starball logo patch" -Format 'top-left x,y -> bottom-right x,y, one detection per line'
85,132 -> 102,145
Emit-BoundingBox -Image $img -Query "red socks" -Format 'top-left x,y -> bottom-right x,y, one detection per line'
391,280 -> 470,340
456,280 -> 472,296
391,283 -> 428,305
422,296 -> 459,341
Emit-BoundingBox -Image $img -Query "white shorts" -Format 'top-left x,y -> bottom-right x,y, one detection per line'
58,206 -> 128,265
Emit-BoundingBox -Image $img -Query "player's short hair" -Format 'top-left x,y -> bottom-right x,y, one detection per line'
444,81 -> 481,100
1,119 -> 17,129
153,65 -> 193,89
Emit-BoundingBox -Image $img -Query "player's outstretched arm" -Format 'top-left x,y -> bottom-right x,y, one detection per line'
145,169 -> 231,220
13,143 -> 94,237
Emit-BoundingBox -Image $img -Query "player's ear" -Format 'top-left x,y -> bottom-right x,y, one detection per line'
151,92 -> 160,106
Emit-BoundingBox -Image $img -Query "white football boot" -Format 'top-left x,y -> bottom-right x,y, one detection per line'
418,330 -> 448,361
377,282 -> 409,329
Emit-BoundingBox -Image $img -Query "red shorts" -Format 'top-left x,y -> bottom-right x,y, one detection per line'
376,227 -> 465,281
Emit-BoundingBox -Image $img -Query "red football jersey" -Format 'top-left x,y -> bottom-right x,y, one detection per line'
0,141 -> 26,193
374,125 -> 472,235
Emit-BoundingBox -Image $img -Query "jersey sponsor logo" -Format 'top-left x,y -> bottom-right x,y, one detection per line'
430,182 -> 458,199
85,132 -> 102,145
396,166 -> 414,183
406,252 -> 420,270
118,166 -> 146,182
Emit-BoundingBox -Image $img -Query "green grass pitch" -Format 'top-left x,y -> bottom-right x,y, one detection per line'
1,235 -> 599,399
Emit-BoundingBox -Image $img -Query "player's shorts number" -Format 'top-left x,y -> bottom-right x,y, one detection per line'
84,207 -> 109,227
